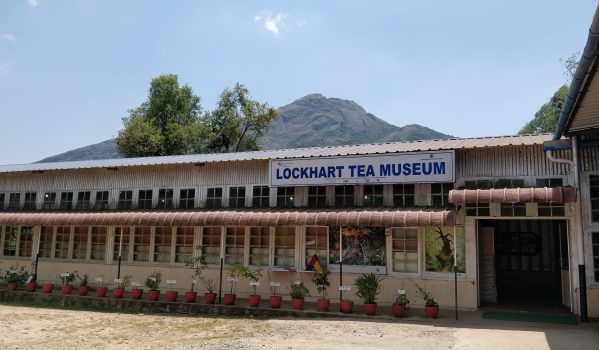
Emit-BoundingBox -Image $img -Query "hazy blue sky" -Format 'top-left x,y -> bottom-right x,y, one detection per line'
0,0 -> 597,164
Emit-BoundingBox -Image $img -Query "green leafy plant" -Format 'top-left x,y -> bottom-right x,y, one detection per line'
242,266 -> 262,296
57,271 -> 79,286
409,280 -> 438,307
187,255 -> 217,293
290,282 -> 309,299
227,264 -> 247,294
394,292 -> 410,307
354,273 -> 383,304
312,270 -> 330,300
79,273 -> 89,287
145,271 -> 162,291
4,266 -> 29,286
115,275 -> 131,289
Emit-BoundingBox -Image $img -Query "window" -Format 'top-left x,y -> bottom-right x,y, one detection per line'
593,232 -> 599,282
133,227 -> 151,262
225,227 -> 245,265
8,193 -> 20,210
363,185 -> 384,207
229,187 -> 246,208
277,187 -> 295,208
274,227 -> 295,268
39,226 -> 53,258
537,178 -> 565,216
117,190 -> 133,210
54,226 -> 70,259
72,226 -> 88,260
392,228 -> 418,273
175,227 -> 194,263
463,180 -> 490,216
90,227 -> 106,260
495,178 -> 525,188
154,226 -> 173,263
138,189 -> 153,209
179,188 -> 195,209
335,186 -> 354,207
305,226 -> 327,269
23,192 -> 37,210
252,186 -> 270,207
114,227 -> 130,261
201,227 -> 222,265
308,187 -> 327,208
76,191 -> 91,210
249,227 -> 269,266
205,187 -> 223,208
501,203 -> 526,216
591,176 -> 599,222
0,193 -> 4,210
157,189 -> 174,209
463,180 -> 493,190
59,192 -> 73,210
431,183 -> 453,207
17,227 -> 34,258
3,226 -> 17,256
94,191 -> 110,210
42,192 -> 57,210
393,184 -> 415,207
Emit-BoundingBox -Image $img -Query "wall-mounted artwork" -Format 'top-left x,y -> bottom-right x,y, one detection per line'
425,226 -> 465,273
328,226 -> 386,267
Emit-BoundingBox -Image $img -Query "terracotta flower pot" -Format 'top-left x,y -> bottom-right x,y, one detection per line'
425,305 -> 439,319
112,287 -> 125,299
131,288 -> 143,299
391,304 -> 406,317
166,290 -> 178,302
61,285 -> 73,295
363,303 -> 377,316
78,286 -> 89,296
248,294 -> 261,307
291,298 -> 305,310
148,289 -> 160,301
340,300 -> 353,314
269,295 -> 283,309
26,282 -> 37,292
204,292 -> 217,304
316,299 -> 330,312
184,291 -> 197,303
96,287 -> 107,297
42,283 -> 54,293
223,293 -> 236,305
7,282 -> 18,291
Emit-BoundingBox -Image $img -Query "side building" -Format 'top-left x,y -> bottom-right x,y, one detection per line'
2,134 -> 594,316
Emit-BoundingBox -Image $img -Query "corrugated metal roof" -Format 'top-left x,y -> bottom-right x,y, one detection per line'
0,134 -> 553,174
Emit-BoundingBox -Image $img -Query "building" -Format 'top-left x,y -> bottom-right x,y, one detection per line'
1,133 -> 592,316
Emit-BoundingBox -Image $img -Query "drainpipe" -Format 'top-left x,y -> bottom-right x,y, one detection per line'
545,136 -> 588,322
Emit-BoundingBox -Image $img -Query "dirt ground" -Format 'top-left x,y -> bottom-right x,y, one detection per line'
1,305 -> 599,350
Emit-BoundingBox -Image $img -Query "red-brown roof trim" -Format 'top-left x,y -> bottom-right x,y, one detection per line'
448,187 -> 577,204
0,208 -> 455,227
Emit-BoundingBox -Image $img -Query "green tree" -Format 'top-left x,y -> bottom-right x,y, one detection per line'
518,85 -> 568,135
201,83 -> 278,153
116,74 -> 204,157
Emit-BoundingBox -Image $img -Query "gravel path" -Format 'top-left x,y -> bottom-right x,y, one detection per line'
1,305 -> 598,350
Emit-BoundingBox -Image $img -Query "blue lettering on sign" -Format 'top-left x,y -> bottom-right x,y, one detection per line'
275,161 -> 447,180
348,165 -> 357,177
434,162 -> 445,174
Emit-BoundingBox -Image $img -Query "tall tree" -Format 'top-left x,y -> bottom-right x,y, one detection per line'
518,85 -> 568,135
201,83 -> 278,153
116,74 -> 203,157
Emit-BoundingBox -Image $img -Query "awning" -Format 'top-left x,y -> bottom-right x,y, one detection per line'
0,207 -> 455,227
448,186 -> 577,204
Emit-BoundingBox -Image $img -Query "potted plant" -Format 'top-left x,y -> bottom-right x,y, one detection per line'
95,275 -> 107,297
58,271 -> 79,295
392,290 -> 409,317
354,273 -> 383,316
269,281 -> 283,309
5,266 -> 28,291
411,280 -> 439,318
112,275 -> 130,299
290,282 -> 309,310
145,271 -> 162,301
25,266 -> 37,292
312,270 -> 331,312
242,266 -> 263,307
188,255 -> 217,304
130,282 -> 143,299
42,280 -> 54,293
224,264 -> 245,305
165,280 -> 178,302
78,273 -> 89,296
